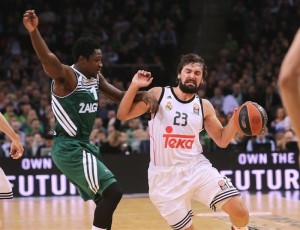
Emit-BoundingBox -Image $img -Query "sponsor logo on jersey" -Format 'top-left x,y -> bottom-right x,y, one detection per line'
79,102 -> 98,113
165,102 -> 172,111
163,126 -> 195,149
193,103 -> 199,115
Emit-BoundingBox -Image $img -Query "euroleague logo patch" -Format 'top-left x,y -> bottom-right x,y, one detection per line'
218,177 -> 234,190
193,103 -> 199,115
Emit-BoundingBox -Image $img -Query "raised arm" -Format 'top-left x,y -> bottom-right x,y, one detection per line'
202,99 -> 238,148
98,73 -> 125,103
278,29 -> 300,144
117,70 -> 154,120
23,10 -> 70,82
0,113 -> 24,159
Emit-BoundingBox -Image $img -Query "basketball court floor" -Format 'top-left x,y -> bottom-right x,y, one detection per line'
0,191 -> 299,229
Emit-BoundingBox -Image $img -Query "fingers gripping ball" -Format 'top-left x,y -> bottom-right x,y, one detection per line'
234,101 -> 268,136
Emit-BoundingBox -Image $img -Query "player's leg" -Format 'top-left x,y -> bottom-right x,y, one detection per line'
191,155 -> 247,228
148,163 -> 193,230
93,182 -> 123,230
220,196 -> 249,229
94,195 -> 112,230
0,167 -> 13,199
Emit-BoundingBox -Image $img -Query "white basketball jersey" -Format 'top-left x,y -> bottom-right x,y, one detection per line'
148,87 -> 204,166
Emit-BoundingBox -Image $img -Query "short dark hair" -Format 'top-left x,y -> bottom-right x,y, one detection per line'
72,37 -> 100,62
176,53 -> 208,80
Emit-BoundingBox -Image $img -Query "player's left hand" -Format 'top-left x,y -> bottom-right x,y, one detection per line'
10,140 -> 24,160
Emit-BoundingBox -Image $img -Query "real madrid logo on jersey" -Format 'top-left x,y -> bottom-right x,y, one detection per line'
193,103 -> 199,115
165,102 -> 172,111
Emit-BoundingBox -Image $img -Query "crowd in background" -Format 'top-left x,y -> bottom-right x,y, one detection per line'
0,0 -> 299,157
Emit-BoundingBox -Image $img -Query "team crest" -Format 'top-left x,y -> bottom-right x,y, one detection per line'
193,103 -> 199,115
165,102 -> 172,111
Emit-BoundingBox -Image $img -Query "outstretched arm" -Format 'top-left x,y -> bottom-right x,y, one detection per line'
23,10 -> 69,82
117,70 -> 154,121
0,113 -> 24,159
203,99 -> 238,148
278,29 -> 300,145
99,72 -> 158,112
98,73 -> 125,103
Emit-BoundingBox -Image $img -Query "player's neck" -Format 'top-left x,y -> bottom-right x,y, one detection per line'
173,87 -> 195,101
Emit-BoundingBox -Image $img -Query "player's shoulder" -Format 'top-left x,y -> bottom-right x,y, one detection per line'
148,86 -> 163,100
201,98 -> 212,107
201,98 -> 215,114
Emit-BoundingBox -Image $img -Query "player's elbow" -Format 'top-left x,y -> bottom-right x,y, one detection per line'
116,112 -> 126,121
278,72 -> 297,91
214,137 -> 230,148
217,142 -> 229,149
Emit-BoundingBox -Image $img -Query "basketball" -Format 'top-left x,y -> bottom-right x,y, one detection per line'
234,101 -> 268,136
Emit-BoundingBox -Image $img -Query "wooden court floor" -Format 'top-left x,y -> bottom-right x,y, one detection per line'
0,191 -> 299,230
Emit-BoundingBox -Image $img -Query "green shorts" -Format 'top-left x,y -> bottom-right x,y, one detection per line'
51,137 -> 116,201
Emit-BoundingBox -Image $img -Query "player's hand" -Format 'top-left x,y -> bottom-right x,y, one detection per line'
10,140 -> 24,160
23,10 -> 39,32
132,70 -> 153,89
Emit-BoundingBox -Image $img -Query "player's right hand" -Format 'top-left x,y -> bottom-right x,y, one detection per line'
23,10 -> 39,32
132,70 -> 153,89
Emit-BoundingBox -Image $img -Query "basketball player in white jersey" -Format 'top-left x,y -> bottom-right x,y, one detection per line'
0,112 -> 24,199
278,29 -> 300,151
117,54 -> 257,230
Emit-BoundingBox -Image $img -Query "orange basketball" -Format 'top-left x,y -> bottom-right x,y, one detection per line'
234,101 -> 268,136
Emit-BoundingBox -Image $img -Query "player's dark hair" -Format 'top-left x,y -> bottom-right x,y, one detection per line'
176,53 -> 208,80
72,37 -> 100,62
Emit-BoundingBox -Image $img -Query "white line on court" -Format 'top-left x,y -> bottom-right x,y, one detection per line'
195,212 -> 272,217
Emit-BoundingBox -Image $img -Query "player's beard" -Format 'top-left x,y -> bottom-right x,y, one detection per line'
178,79 -> 199,94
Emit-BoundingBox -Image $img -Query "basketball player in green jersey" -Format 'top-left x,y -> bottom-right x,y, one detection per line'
23,9 -> 156,230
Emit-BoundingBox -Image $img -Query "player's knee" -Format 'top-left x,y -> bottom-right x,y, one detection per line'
222,197 -> 249,226
232,208 -> 249,225
103,182 -> 123,205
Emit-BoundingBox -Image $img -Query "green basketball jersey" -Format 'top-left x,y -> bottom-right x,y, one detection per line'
51,66 -> 99,140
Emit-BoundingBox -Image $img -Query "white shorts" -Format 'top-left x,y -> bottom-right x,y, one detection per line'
148,154 -> 240,230
0,167 -> 13,199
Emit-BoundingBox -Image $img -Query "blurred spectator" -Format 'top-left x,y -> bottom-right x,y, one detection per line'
223,33 -> 239,52
10,120 -> 26,147
31,133 -> 45,157
269,106 -> 287,145
36,133 -> 53,157
246,127 -> 276,152
210,87 -> 224,111
24,118 -> 44,136
90,128 -> 107,149
228,131 -> 247,153
222,94 -> 239,116
263,84 -> 282,119
101,130 -> 131,154
277,130 -> 299,152
126,117 -> 148,153
232,82 -> 245,105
